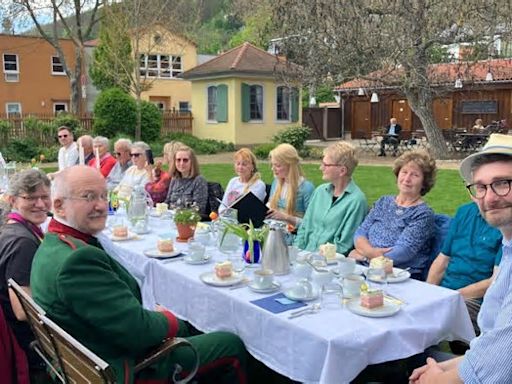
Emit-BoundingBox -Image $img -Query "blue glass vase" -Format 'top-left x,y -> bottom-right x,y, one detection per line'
243,240 -> 261,264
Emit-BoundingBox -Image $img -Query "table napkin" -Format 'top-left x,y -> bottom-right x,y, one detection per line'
251,293 -> 307,314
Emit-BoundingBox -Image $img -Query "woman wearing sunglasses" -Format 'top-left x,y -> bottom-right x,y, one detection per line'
164,145 -> 208,214
114,141 -> 151,200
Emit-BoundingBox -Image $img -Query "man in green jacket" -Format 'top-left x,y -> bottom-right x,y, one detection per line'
31,166 -> 248,384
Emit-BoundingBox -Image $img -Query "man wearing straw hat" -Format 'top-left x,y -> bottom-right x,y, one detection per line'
411,133 -> 512,383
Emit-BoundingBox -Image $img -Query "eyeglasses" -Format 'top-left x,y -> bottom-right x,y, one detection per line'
466,179 -> 512,199
63,192 -> 109,203
58,134 -> 68,139
130,153 -> 142,158
17,194 -> 51,203
176,158 -> 190,163
321,161 -> 342,167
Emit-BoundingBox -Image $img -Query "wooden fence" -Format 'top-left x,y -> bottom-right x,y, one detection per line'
0,112 -> 193,147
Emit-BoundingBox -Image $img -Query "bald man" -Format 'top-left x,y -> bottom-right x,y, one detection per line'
76,135 -> 94,165
30,166 -> 249,383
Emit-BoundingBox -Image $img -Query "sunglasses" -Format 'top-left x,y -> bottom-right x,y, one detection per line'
58,134 -> 68,138
130,153 -> 142,158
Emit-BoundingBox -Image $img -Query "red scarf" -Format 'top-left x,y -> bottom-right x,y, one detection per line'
47,218 -> 93,244
6,212 -> 45,243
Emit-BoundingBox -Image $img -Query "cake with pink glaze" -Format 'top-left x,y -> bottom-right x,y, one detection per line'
360,289 -> 384,309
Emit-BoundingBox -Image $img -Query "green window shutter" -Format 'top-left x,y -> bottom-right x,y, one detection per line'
217,84 -> 228,122
291,88 -> 299,122
241,82 -> 250,122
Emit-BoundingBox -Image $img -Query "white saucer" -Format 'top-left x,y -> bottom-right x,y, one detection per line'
199,271 -> 243,287
184,255 -> 212,265
248,281 -> 281,294
346,297 -> 401,318
367,268 -> 411,283
326,253 -> 346,265
143,249 -> 181,258
110,232 -> 139,241
283,287 -> 319,302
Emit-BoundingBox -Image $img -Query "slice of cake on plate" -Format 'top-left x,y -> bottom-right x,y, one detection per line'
112,225 -> 128,239
370,256 -> 394,274
319,243 -> 337,262
215,261 -> 233,279
360,288 -> 384,309
157,239 -> 174,253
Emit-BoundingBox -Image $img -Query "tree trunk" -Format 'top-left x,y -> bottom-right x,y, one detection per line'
135,96 -> 142,140
69,47 -> 83,114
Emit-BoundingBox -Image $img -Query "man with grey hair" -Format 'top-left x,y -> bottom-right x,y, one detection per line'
106,138 -> 132,190
411,133 -> 512,383
0,169 -> 50,374
90,136 -> 116,178
77,135 -> 94,165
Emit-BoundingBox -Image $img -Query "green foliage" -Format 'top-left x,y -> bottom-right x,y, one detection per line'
302,84 -> 336,106
140,101 -> 162,142
2,138 -> 40,162
228,6 -> 273,49
174,206 -> 201,224
94,88 -> 137,137
272,125 -> 311,150
39,145 -> 60,162
253,143 -> 276,159
163,132 -> 234,154
54,113 -> 83,136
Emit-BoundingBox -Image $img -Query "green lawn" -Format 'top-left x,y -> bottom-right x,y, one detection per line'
201,163 -> 470,217
40,163 -> 470,216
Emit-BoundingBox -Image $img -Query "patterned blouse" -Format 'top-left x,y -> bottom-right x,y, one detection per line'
164,175 -> 208,214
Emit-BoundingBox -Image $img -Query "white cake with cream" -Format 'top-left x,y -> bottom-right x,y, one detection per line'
319,243 -> 337,261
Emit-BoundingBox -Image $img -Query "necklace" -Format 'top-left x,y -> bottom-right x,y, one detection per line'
395,196 -> 422,215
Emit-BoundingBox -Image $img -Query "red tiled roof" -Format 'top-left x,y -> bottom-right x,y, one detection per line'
181,42 -> 293,79
336,59 -> 512,90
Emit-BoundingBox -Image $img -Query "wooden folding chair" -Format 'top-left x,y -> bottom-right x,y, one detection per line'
8,278 -> 199,384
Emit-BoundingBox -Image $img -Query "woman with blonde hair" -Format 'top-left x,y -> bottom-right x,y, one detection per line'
295,141 -> 367,254
349,150 -> 437,279
164,145 -> 208,214
221,148 -> 266,208
145,141 -> 184,204
267,143 -> 314,230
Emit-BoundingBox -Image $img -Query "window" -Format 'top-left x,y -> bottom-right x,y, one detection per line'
3,53 -> 19,82
5,103 -> 21,117
53,103 -> 67,113
179,102 -> 189,112
51,56 -> 65,75
139,54 -> 182,78
207,84 -> 227,122
241,83 -> 263,122
276,86 -> 299,123
276,86 -> 291,121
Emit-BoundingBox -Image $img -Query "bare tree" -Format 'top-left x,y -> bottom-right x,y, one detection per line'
273,0 -> 512,159
10,0 -> 102,114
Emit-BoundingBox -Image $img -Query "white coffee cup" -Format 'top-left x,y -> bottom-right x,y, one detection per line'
341,274 -> 365,297
292,278 -> 314,298
188,240 -> 206,261
253,269 -> 274,289
336,257 -> 356,276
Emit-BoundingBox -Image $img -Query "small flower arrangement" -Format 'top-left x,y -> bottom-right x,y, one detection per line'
174,204 -> 201,225
221,221 -> 269,263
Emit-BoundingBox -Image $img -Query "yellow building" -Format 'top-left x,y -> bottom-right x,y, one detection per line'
137,25 -> 197,112
182,42 -> 301,145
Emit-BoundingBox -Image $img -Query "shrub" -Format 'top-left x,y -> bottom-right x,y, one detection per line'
54,113 -> 83,136
3,138 -> 40,162
39,145 -> 60,162
94,88 -> 137,137
0,120 -> 11,144
140,101 -> 162,142
272,125 -> 311,150
253,143 -> 276,159
162,132 -> 234,154
304,146 -> 324,159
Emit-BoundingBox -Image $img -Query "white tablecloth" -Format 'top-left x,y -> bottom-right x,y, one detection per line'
103,218 -> 475,383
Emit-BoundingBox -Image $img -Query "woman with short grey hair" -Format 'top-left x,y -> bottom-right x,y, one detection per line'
0,168 -> 50,373
91,136 -> 116,178
114,141 -> 152,199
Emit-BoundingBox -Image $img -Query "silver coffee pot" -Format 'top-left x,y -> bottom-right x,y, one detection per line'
262,220 -> 290,275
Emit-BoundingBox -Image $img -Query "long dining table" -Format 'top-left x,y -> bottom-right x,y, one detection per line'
100,216 -> 475,384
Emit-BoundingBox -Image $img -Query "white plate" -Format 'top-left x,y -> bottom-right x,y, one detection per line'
200,271 -> 243,287
248,281 -> 281,294
326,253 -> 346,265
110,232 -> 139,241
367,268 -> 411,283
184,255 -> 212,265
143,249 -> 181,258
283,287 -> 319,302
346,297 -> 401,318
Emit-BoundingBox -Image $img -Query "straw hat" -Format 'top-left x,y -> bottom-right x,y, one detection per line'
460,134 -> 512,183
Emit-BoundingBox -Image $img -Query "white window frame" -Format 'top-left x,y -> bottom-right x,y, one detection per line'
53,102 -> 68,113
139,53 -> 183,79
276,85 -> 292,122
207,85 -> 217,123
5,102 -> 21,116
248,84 -> 264,122
51,56 -> 65,75
3,53 -> 19,82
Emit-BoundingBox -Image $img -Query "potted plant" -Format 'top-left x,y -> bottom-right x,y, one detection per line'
221,221 -> 269,263
174,206 -> 201,242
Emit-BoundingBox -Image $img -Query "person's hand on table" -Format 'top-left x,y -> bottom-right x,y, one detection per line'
409,358 -> 444,384
348,249 -> 365,261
